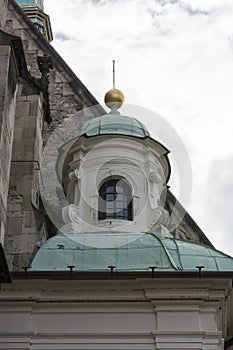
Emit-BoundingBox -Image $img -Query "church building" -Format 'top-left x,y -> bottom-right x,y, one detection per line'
0,0 -> 233,349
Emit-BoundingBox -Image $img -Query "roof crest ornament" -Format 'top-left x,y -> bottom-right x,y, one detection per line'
104,60 -> 125,113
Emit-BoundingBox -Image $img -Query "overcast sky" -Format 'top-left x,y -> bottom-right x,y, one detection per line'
44,0 -> 233,256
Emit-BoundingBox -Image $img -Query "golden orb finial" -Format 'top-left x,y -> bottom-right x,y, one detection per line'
104,60 -> 125,110
104,88 -> 125,110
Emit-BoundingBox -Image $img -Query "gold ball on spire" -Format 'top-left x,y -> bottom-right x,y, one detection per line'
104,88 -> 125,110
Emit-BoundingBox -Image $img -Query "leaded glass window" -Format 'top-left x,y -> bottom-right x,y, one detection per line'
98,179 -> 132,221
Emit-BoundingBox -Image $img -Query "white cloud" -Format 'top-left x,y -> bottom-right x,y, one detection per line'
44,0 -> 233,255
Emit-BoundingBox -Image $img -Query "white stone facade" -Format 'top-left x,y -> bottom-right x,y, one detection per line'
60,134 -> 170,235
0,277 -> 231,349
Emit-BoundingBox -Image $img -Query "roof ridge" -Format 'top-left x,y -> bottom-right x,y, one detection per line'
9,0 -> 105,113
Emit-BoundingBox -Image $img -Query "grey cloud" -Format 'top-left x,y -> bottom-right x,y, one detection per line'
180,4 -> 212,16
156,0 -> 179,6
55,32 -> 71,42
83,0 -> 113,5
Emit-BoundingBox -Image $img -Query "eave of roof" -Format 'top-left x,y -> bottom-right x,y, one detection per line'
29,232 -> 233,273
11,270 -> 233,281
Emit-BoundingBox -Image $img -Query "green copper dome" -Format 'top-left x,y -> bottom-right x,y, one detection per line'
30,232 -> 233,272
80,111 -> 150,139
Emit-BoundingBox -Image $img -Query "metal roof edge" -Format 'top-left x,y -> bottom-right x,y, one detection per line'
10,270 -> 233,281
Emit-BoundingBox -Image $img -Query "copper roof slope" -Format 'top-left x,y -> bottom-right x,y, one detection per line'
29,232 -> 233,272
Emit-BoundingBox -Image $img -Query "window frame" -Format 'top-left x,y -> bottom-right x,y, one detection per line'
98,178 -> 133,221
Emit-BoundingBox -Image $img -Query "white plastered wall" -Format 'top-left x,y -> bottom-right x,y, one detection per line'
61,135 -> 170,234
0,278 -> 230,350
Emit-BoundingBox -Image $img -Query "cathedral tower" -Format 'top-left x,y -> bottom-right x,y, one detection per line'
16,0 -> 53,41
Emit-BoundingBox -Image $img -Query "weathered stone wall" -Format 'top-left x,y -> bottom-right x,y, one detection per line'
3,0 -> 102,145
5,83 -> 44,271
0,0 -> 8,27
0,43 -> 18,245
1,1 -> 103,270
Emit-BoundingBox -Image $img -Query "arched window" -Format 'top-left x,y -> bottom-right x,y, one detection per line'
98,179 -> 133,221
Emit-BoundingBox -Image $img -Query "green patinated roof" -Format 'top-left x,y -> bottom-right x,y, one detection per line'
80,111 -> 150,139
30,232 -> 233,272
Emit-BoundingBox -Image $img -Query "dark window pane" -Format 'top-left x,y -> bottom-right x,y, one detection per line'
106,193 -> 115,201
98,179 -> 133,221
106,186 -> 114,193
106,202 -> 114,209
116,194 -> 124,201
